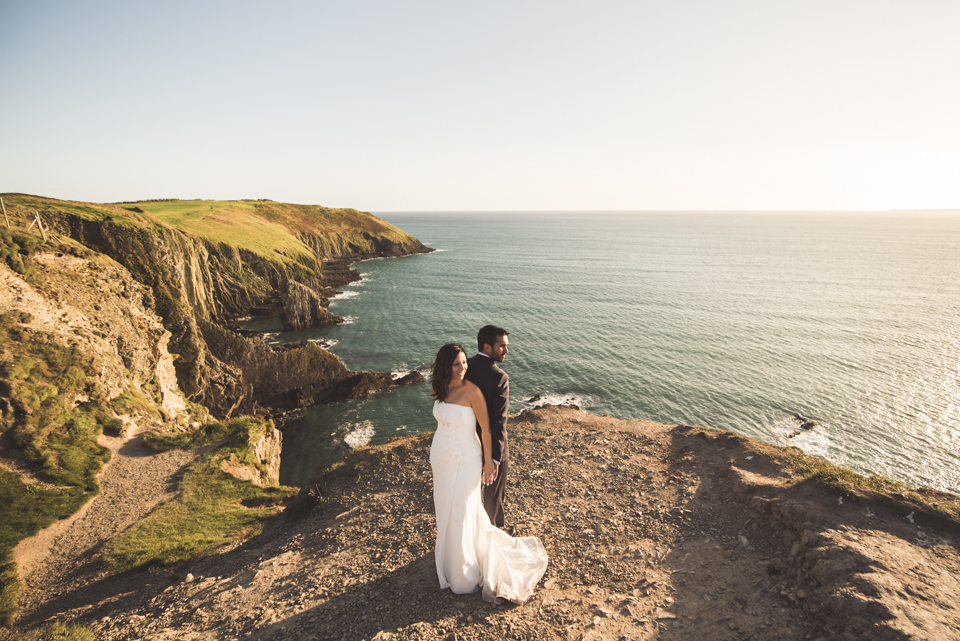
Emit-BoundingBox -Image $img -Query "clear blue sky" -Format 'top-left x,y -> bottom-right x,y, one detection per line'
2,1 -> 958,211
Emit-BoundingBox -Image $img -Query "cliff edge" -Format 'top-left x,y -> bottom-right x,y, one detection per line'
8,406 -> 959,641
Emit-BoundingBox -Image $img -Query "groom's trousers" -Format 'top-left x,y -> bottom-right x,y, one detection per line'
483,441 -> 508,528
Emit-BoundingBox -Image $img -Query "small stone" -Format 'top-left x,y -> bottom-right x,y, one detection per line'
184,573 -> 195,583
657,612 -> 677,620
466,615 -> 474,622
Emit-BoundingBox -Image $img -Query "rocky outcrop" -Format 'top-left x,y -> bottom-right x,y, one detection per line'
278,280 -> 342,332
220,425 -> 283,487
274,370 -> 425,411
196,321 -> 348,416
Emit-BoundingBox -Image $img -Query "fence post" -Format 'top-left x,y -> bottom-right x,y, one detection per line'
34,210 -> 48,241
1,197 -> 8,229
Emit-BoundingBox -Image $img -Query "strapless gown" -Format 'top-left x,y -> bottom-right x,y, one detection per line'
430,401 -> 548,604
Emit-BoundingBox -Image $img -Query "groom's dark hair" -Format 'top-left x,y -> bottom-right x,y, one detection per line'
477,325 -> 509,352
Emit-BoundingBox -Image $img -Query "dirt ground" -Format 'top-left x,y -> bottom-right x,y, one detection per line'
7,405 -> 960,640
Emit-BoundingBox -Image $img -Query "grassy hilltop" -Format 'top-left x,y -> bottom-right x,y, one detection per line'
2,195 -> 421,266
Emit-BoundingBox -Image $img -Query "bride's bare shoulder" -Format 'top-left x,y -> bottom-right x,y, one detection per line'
464,381 -> 485,401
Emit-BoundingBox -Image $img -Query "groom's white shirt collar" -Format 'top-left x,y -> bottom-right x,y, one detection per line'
475,353 -> 491,359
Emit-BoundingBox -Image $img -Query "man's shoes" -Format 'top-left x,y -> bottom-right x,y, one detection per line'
504,525 -> 517,536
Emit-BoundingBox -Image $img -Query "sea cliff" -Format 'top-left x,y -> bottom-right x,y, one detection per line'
0,194 -> 431,630
0,194 -> 431,416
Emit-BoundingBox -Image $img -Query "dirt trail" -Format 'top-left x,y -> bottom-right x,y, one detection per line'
7,405 -> 960,640
12,426 -> 199,621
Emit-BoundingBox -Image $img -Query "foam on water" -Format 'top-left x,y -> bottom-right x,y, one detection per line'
520,392 -> 601,410
343,421 -> 375,449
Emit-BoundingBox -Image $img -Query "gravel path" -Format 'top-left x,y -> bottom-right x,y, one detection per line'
13,427 -> 200,624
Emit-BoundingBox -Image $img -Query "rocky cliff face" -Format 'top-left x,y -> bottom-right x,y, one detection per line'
0,254 -> 187,425
220,424 -> 283,487
1,195 -> 432,418
278,280 -> 342,332
0,240 -> 197,506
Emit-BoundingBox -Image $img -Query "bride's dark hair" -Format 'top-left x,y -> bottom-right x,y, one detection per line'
431,343 -> 466,402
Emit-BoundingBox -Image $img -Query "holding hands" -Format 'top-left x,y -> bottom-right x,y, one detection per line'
482,460 -> 498,486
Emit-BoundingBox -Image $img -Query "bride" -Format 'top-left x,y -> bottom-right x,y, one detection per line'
430,343 -> 548,604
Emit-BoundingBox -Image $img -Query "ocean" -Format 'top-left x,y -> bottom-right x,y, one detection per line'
250,212 -> 960,494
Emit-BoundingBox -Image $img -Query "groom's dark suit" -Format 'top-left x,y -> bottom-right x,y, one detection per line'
465,353 -> 509,528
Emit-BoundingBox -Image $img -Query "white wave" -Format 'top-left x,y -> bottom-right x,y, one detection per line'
521,392 -> 598,409
308,338 -> 338,350
772,417 -> 832,458
344,421 -> 375,449
331,290 -> 361,301
340,316 -> 357,325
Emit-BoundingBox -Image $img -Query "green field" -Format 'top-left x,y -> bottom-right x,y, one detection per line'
122,199 -> 316,263
1,194 -> 419,268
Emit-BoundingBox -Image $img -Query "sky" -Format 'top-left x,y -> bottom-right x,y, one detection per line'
2,0 -> 959,212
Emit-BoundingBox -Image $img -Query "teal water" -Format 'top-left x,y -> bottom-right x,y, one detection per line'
259,212 -> 960,494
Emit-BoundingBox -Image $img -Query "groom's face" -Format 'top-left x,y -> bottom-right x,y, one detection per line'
483,334 -> 509,363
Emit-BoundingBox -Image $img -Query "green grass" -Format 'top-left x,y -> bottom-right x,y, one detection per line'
0,551 -> 22,628
128,200 -> 317,264
0,309 -> 116,626
16,623 -> 96,640
0,472 -> 91,626
144,416 -> 258,452
109,388 -> 163,422
1,194 -> 422,269
0,313 -> 112,492
102,417 -> 296,573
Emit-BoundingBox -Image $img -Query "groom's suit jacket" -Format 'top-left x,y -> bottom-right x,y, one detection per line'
465,354 -> 509,463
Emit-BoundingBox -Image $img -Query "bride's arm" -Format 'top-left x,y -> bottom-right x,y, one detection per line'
469,386 -> 497,485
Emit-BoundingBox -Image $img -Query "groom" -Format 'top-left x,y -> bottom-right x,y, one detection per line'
466,324 -> 511,529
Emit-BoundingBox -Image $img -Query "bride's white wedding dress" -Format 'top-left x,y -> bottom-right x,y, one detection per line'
430,401 -> 548,604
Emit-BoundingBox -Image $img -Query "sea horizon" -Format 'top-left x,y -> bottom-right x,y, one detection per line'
250,210 -> 960,494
